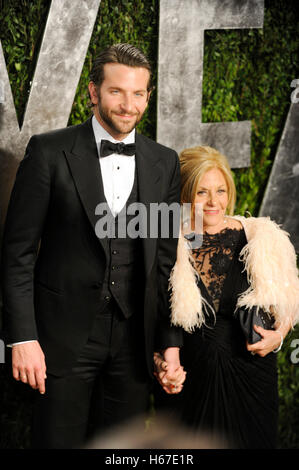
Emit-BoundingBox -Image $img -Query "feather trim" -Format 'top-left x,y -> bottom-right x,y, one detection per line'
232,215 -> 299,328
169,216 -> 299,332
169,232 -> 214,332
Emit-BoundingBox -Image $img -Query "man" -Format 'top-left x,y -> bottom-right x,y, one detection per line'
1,43 -> 184,448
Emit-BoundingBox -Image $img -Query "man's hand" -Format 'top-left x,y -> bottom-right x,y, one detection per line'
153,347 -> 186,394
12,341 -> 47,394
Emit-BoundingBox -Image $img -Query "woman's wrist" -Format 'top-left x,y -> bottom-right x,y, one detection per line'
162,347 -> 180,366
273,329 -> 283,353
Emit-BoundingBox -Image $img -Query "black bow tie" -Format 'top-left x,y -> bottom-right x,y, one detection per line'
100,139 -> 136,157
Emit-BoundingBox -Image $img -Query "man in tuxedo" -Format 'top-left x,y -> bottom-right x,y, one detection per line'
1,43 -> 184,448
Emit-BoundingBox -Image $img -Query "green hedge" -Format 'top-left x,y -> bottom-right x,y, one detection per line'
0,0 -> 299,449
202,1 -> 299,217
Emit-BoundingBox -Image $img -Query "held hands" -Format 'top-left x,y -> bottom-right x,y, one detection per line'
12,341 -> 47,394
153,347 -> 186,394
246,325 -> 283,357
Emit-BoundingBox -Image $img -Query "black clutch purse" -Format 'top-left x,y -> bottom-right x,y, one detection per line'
236,306 -> 275,344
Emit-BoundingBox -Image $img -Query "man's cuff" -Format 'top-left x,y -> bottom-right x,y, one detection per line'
7,340 -> 37,348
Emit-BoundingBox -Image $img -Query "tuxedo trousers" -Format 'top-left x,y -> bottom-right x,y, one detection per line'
32,299 -> 150,449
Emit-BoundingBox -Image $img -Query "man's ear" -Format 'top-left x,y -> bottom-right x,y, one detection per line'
88,81 -> 99,105
146,89 -> 153,103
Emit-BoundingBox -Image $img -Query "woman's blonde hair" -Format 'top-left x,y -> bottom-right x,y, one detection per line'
179,145 -> 236,215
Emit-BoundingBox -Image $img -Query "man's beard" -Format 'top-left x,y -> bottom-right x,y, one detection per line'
96,96 -> 143,137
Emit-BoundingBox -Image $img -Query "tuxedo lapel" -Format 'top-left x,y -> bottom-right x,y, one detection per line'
64,118 -> 109,255
135,134 -> 162,277
64,122 -> 162,269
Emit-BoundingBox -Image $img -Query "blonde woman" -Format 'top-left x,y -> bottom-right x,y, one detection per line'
155,145 -> 299,449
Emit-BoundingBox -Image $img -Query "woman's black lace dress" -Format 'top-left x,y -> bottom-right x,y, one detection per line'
156,227 -> 278,449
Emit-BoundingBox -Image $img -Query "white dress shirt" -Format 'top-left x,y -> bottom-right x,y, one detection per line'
92,115 -> 136,217
9,116 -> 136,346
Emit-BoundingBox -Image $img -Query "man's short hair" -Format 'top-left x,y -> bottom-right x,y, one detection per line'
90,43 -> 153,92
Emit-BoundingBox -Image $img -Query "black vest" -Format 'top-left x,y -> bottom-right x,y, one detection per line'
100,169 -> 144,318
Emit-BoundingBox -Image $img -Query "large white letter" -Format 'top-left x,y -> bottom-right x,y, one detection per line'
0,0 -> 101,227
157,0 -> 264,167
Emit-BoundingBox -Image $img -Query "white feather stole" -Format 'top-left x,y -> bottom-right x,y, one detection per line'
169,216 -> 299,332
169,233 -> 213,332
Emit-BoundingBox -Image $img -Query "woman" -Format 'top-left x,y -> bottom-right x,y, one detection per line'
154,145 -> 299,449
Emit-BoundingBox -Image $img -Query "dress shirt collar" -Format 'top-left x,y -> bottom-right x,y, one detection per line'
92,115 -> 136,156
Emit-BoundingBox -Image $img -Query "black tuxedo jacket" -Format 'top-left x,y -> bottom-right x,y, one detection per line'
1,118 -> 182,376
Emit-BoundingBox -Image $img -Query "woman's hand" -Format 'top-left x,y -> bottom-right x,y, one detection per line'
246,325 -> 283,357
153,350 -> 186,394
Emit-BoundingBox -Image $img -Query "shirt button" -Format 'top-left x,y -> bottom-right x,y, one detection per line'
111,281 -> 115,285
112,266 -> 115,270
112,250 -> 118,255
104,295 -> 110,301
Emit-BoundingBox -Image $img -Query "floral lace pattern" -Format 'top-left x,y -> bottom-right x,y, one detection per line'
190,228 -> 243,311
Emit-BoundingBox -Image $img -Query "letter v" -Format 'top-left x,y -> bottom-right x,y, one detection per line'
0,0 -> 101,222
